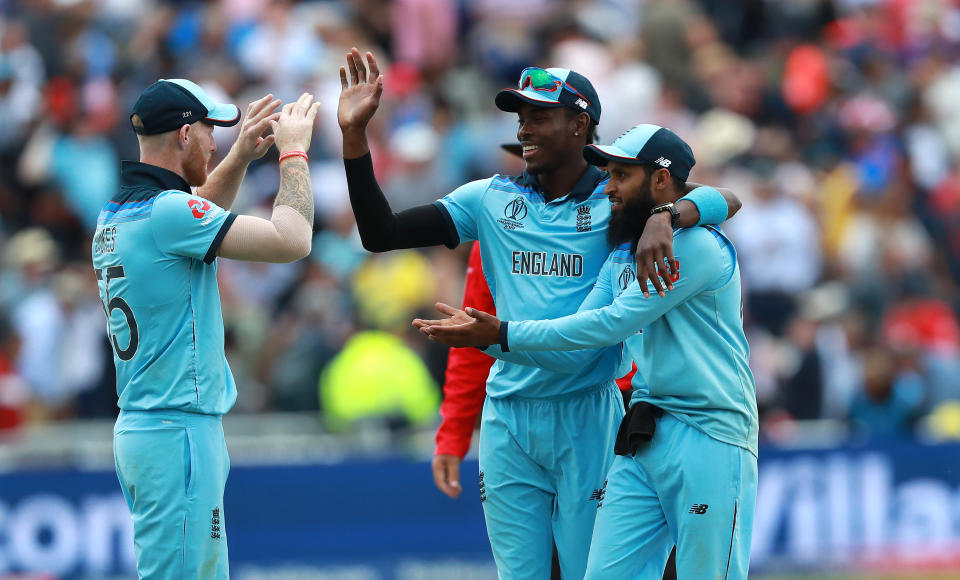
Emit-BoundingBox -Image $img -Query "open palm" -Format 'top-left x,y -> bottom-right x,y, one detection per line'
338,47 -> 383,132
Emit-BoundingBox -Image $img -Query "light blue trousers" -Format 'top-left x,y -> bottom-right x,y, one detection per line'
114,410 -> 230,579
585,413 -> 757,580
479,383 -> 624,579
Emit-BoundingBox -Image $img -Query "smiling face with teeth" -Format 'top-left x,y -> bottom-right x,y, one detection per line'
515,103 -> 591,178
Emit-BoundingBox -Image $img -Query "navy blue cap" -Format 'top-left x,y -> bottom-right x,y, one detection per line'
583,124 -> 695,181
496,68 -> 601,124
131,79 -> 240,135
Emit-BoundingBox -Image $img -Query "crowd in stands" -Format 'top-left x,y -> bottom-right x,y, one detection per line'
1,0 -> 959,445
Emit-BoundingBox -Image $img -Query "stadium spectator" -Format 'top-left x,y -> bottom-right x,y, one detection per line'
0,0 -> 957,451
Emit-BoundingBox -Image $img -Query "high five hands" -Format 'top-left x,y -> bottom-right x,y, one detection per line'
338,47 -> 384,158
338,48 -> 382,128
413,303 -> 503,348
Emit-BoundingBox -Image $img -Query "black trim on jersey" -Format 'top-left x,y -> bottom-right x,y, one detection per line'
511,164 -> 606,203
433,202 -> 461,247
344,153 -> 457,251
204,212 -> 237,264
499,321 -> 510,352
115,161 -> 191,203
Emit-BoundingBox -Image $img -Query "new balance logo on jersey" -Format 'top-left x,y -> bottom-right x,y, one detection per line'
689,504 -> 709,514
654,156 -> 672,168
211,507 -> 222,539
479,471 -> 487,503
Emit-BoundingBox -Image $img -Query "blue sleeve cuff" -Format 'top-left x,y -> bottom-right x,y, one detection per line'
681,186 -> 727,226
499,321 -> 510,352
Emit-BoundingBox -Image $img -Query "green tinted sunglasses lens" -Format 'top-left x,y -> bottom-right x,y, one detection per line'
520,69 -> 561,92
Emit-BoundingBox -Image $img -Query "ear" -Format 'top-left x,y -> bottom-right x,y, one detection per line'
574,112 -> 590,137
177,124 -> 191,149
652,168 -> 672,190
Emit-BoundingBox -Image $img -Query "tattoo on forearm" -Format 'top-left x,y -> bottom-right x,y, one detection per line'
276,160 -> 314,225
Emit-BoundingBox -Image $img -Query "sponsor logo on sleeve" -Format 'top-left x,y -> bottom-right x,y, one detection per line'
188,198 -> 211,219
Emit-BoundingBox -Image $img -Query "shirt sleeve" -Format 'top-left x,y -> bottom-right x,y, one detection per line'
506,228 -> 726,352
435,242 -> 495,458
151,191 -> 235,263
434,178 -> 492,244
680,186 -> 728,226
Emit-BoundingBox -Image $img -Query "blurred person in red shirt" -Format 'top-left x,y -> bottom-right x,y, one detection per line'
0,313 -> 27,431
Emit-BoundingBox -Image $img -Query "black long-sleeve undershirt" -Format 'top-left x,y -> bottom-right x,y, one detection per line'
343,153 -> 460,251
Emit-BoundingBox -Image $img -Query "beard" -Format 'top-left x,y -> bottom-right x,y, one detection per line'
606,183 -> 655,247
183,140 -> 209,187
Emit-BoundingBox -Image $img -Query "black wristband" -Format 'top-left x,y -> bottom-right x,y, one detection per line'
499,321 -> 510,352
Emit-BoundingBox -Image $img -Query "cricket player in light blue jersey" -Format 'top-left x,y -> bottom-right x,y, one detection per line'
419,124 -> 758,580
339,48 -> 739,579
93,80 -> 320,579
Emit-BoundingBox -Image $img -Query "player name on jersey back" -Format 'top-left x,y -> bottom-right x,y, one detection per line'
511,251 -> 583,277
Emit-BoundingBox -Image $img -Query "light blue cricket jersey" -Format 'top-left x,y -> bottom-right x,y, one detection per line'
92,161 -> 238,415
435,166 -> 625,398
502,226 -> 759,455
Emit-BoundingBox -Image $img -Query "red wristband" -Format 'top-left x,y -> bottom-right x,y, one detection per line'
279,151 -> 308,164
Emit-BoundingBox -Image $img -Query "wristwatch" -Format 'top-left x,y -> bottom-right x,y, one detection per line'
650,202 -> 680,228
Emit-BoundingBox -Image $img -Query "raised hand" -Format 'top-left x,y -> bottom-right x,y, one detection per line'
271,92 -> 321,155
234,94 -> 282,163
338,47 -> 383,135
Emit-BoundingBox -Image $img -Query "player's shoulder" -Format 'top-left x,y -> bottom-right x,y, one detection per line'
489,173 -> 534,195
607,242 -> 634,264
674,225 -> 726,254
151,191 -> 224,225
154,190 -> 215,210
445,176 -> 498,199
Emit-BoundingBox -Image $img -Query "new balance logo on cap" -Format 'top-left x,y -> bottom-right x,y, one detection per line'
575,98 -> 589,110
655,156 -> 672,167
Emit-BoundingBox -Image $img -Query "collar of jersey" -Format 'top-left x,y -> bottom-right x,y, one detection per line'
115,161 -> 191,203
516,164 -> 605,203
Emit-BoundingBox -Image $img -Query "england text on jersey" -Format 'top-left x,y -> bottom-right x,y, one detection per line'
511,251 -> 583,277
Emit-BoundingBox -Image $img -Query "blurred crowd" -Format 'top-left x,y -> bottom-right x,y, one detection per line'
1,0 -> 960,445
